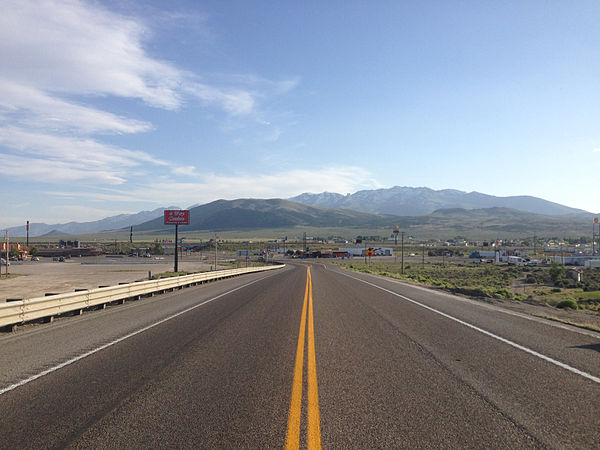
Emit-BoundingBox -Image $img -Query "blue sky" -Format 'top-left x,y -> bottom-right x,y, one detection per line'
1,0 -> 599,227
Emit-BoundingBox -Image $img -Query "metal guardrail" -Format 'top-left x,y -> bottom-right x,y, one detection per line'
0,265 -> 284,331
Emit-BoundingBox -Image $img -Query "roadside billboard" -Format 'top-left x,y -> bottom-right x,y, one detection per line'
164,210 -> 190,225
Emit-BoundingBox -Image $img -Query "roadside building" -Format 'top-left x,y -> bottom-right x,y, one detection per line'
339,246 -> 393,257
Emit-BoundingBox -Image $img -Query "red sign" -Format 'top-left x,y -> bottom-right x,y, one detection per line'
164,210 -> 190,225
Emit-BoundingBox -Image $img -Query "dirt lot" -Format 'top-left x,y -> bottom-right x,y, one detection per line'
0,255 -> 227,301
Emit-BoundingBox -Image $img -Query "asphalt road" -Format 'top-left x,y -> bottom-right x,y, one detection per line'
0,263 -> 598,448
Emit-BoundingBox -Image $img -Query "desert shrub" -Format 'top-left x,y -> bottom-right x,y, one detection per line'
556,298 -> 579,310
493,288 -> 512,299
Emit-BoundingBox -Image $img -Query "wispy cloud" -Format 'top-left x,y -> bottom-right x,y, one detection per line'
0,126 -> 166,165
0,0 -> 295,124
594,148 -> 600,153
0,79 -> 151,134
45,166 -> 381,205
0,127 -> 201,184
1,0 -> 182,109
0,153 -> 126,184
184,83 -> 256,116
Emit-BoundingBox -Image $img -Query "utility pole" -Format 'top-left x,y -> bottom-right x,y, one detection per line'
214,234 -> 218,270
593,218 -> 599,256
560,240 -> 564,266
422,241 -> 425,269
401,231 -> 405,274
5,230 -> 9,276
393,225 -> 399,263
26,220 -> 29,248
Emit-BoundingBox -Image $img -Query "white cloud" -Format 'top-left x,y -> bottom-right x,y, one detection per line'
43,166 -> 381,206
184,83 -> 256,116
0,153 -> 126,184
0,0 -> 305,226
0,79 -> 151,134
0,0 -> 287,137
594,148 -> 600,152
0,127 -> 168,170
171,165 -> 199,177
0,0 -> 182,109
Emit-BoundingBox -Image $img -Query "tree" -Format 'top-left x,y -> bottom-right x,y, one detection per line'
152,241 -> 164,255
549,261 -> 565,284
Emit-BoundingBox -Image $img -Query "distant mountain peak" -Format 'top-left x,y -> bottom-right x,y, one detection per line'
5,206 -> 179,237
290,186 -> 591,217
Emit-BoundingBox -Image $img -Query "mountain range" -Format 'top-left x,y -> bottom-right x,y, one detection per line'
4,187 -> 595,238
131,200 -> 592,237
290,186 -> 592,217
5,207 -> 177,237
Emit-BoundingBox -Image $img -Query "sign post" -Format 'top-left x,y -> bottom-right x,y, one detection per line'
366,247 -> 375,264
164,210 -> 190,273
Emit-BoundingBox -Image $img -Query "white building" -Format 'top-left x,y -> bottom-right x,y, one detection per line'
338,246 -> 393,257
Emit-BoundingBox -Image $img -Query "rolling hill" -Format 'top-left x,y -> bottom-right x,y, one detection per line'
132,199 -> 399,232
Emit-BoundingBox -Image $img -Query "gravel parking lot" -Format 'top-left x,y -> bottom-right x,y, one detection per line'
0,255 -> 225,301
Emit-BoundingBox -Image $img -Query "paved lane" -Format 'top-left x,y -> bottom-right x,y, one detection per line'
0,266 -> 302,448
312,263 -> 599,448
0,263 -> 598,448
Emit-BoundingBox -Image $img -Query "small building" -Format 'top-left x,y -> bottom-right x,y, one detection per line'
338,246 -> 393,257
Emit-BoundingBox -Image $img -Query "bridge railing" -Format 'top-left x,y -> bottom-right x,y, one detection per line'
0,265 -> 284,330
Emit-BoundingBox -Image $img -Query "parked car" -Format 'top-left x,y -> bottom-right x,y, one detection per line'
1,258 -> 9,266
31,256 -> 40,261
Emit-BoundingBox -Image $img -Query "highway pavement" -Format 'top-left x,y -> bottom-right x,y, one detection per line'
0,262 -> 598,448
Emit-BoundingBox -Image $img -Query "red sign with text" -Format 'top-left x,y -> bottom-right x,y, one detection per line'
164,210 -> 190,225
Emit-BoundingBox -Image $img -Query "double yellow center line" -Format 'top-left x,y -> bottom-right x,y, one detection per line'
286,266 -> 322,449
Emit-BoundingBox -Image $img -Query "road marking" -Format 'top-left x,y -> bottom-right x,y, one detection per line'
340,271 -> 600,385
285,269 -> 308,448
307,268 -> 322,449
0,276 -> 272,396
342,268 -> 600,338
286,267 -> 322,450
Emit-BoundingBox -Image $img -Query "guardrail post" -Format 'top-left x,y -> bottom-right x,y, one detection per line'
1,324 -> 17,333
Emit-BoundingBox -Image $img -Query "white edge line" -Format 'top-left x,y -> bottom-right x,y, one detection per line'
0,275 -> 270,396
339,271 -> 600,385
334,265 -> 600,338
